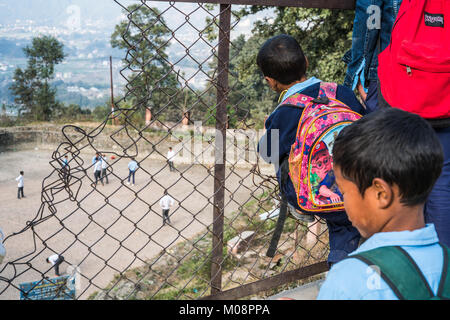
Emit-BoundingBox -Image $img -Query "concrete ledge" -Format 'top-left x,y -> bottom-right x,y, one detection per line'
266,275 -> 327,300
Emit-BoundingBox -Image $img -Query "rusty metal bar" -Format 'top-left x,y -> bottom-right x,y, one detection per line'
210,3 -> 231,295
202,261 -> 329,300
149,0 -> 355,9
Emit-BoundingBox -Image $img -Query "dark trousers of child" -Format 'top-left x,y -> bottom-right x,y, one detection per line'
101,169 -> 109,184
94,170 -> 103,186
424,126 -> 450,247
168,161 -> 175,172
128,170 -> 136,184
17,187 -> 24,199
162,209 -> 171,225
62,167 -> 69,184
363,80 -> 379,113
54,255 -> 65,276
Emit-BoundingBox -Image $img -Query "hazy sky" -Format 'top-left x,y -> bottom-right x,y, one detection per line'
0,0 -> 271,39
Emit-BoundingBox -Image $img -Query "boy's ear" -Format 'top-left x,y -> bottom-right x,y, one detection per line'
371,178 -> 394,209
264,76 -> 279,91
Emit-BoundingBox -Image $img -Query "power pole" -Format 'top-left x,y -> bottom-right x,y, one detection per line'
110,56 -> 115,125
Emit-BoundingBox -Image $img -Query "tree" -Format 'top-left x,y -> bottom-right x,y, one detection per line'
111,4 -> 181,124
92,104 -> 111,122
212,6 -> 356,128
239,6 -> 354,82
54,103 -> 92,121
10,36 -> 66,121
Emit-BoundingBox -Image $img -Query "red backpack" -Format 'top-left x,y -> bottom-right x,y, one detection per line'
378,0 -> 450,119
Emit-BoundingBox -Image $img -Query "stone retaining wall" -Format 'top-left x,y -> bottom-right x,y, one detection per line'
0,124 -> 272,171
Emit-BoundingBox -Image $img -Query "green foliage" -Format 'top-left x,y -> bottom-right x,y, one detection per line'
228,7 -> 355,127
92,104 -> 112,122
53,103 -> 92,121
9,35 -> 66,121
111,4 -> 182,122
115,100 -> 145,127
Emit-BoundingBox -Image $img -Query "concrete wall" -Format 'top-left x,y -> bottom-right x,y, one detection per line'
0,125 -> 272,171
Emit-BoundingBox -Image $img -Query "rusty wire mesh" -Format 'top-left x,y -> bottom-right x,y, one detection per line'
0,0 -> 330,300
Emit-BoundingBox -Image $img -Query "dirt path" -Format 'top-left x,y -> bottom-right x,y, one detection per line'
0,148 -> 266,299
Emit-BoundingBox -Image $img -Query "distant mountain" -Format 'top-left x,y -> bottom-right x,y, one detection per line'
0,0 -> 128,28
0,1 -> 271,108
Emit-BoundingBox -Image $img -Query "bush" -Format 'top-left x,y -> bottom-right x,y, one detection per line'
92,104 -> 111,122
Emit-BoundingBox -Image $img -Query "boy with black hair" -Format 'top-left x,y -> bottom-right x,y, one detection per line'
160,190 -> 175,226
257,34 -> 367,265
16,171 -> 25,199
46,254 -> 65,277
318,108 -> 449,299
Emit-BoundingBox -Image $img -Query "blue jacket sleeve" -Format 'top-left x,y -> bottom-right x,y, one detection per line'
257,106 -> 303,170
344,0 -> 382,89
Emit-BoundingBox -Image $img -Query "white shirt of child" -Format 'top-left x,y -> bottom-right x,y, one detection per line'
167,150 -> 175,161
48,254 -> 59,266
101,157 -> 108,169
160,195 -> 175,210
16,175 -> 24,188
93,160 -> 102,172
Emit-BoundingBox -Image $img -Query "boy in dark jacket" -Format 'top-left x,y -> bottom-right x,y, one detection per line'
257,34 -> 366,265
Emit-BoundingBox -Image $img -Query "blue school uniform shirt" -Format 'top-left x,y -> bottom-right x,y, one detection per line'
317,224 -> 444,300
128,161 -> 138,171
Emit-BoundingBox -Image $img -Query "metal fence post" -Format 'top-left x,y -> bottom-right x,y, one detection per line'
210,3 -> 231,295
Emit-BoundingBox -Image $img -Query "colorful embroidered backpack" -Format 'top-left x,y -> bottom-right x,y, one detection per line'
286,82 -> 362,213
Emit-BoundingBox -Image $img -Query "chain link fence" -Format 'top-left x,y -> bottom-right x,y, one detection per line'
0,0 -> 356,300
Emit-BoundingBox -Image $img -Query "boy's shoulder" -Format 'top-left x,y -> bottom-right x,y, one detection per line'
318,235 -> 445,300
317,254 -> 398,300
270,82 -> 362,116
279,82 -> 361,109
265,81 -> 364,132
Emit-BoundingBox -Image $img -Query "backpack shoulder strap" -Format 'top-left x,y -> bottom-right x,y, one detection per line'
318,82 -> 338,100
437,243 -> 450,299
350,246 -> 435,300
278,92 -> 315,109
266,158 -> 290,258
278,82 -> 338,108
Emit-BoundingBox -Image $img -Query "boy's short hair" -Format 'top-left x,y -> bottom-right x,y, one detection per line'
332,108 -> 443,207
257,34 -> 307,85
20,171 -> 24,175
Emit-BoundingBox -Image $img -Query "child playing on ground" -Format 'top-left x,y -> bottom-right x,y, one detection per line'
159,190 -> 175,226
257,34 -> 367,265
317,108 -> 449,299
46,254 -> 65,277
127,158 -> 138,186
16,171 -> 25,199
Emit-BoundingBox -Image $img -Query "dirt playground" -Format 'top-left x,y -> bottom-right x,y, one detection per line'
0,146 -> 263,300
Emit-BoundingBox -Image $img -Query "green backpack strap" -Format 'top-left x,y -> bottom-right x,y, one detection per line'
437,243 -> 450,299
350,246 -> 434,300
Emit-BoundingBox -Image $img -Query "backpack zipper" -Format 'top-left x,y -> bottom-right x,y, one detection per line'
406,65 -> 412,76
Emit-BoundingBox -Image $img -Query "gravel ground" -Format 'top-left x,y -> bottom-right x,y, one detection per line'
0,147 -> 266,300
